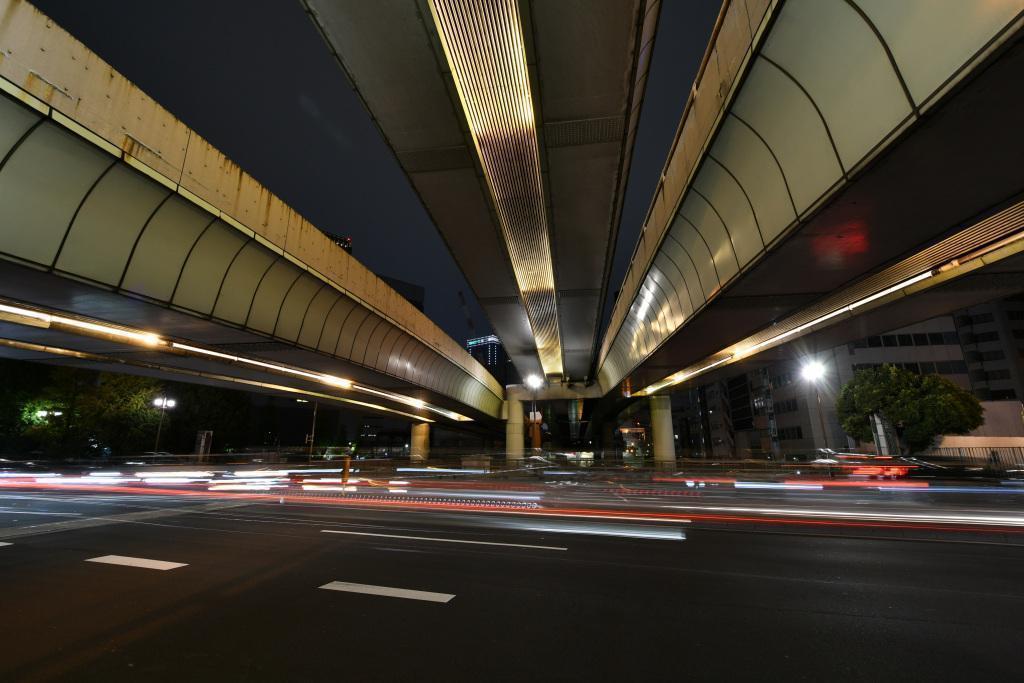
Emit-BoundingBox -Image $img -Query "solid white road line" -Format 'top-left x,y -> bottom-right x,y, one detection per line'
663,504 -> 1024,527
320,529 -> 567,551
509,524 -> 686,541
0,541 -> 11,547
0,509 -> 82,516
319,581 -> 454,603
85,555 -> 187,571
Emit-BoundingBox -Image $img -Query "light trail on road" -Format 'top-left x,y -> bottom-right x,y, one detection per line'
2,467 -> 1024,538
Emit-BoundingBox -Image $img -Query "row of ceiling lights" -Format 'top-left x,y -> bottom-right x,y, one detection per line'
0,300 -> 471,422
429,0 -> 563,378
635,224 -> 1024,396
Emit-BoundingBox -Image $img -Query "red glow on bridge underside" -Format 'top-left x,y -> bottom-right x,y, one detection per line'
812,219 -> 870,269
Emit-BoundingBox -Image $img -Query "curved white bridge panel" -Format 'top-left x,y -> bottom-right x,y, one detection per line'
0,93 -> 502,419
599,0 -> 1024,393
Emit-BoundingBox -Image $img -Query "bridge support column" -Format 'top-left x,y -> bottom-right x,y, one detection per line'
505,399 -> 524,464
650,395 -> 675,469
410,423 -> 429,462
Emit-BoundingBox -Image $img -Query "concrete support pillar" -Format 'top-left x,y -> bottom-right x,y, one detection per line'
410,422 -> 430,462
650,395 -> 676,469
505,399 -> 524,463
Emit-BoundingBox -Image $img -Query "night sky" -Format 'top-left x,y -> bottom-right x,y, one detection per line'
32,0 -> 719,346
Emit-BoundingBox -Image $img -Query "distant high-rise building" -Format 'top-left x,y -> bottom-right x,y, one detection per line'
671,298 -> 1024,456
379,276 -> 425,312
468,334 -> 501,368
331,235 -> 353,253
466,334 -> 519,386
325,235 -> 425,311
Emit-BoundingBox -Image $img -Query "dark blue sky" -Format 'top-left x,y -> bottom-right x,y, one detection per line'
34,0 -> 720,345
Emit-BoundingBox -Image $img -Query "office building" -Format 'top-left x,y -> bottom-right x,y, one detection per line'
330,235 -> 353,253
954,294 -> 1024,401
380,276 -> 425,312
672,303 -> 1024,455
466,334 -> 519,386
327,236 -> 425,311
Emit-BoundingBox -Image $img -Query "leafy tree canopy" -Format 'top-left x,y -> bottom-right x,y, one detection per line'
79,373 -> 162,455
0,359 -> 329,458
836,364 -> 983,453
9,367 -> 161,456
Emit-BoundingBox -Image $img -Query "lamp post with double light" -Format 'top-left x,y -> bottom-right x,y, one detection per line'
152,397 -> 176,453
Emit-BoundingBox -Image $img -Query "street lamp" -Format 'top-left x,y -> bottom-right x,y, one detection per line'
801,361 -> 825,383
152,397 -> 176,453
800,361 -> 829,451
524,374 -> 544,450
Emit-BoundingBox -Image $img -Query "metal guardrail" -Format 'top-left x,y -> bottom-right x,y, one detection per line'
919,448 -> 1024,471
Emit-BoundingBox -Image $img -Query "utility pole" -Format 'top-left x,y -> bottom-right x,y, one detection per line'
801,360 -> 830,452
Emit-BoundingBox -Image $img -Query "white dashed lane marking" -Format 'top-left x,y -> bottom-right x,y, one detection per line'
319,581 -> 454,603
85,555 -> 187,571
320,529 -> 567,550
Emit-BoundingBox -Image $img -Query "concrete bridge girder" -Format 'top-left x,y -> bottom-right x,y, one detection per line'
0,0 -> 505,422
598,0 -> 1024,393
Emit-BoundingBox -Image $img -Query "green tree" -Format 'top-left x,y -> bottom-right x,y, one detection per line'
77,373 -> 162,455
18,367 -> 94,454
0,359 -> 45,452
836,365 -> 983,453
7,367 -> 160,456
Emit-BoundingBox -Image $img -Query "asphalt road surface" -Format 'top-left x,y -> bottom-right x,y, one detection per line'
1,488 -> 1022,682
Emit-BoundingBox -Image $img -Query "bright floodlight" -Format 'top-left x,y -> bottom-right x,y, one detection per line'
153,397 -> 176,409
801,361 -> 826,382
525,374 -> 543,390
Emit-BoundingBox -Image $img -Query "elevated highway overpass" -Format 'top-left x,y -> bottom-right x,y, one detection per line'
597,0 -> 1024,397
0,0 -> 504,443
304,0 -> 657,383
3,0 -> 1024,460
306,0 -> 1024,400
300,0 -> 1024,456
